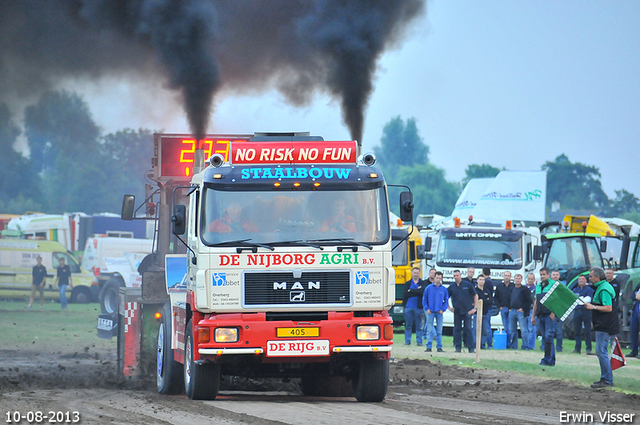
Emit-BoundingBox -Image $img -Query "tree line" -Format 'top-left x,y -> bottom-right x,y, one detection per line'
1,91 -> 638,223
375,116 -> 640,223
0,91 -> 153,215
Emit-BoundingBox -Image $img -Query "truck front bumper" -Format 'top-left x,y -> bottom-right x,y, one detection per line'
194,310 -> 393,363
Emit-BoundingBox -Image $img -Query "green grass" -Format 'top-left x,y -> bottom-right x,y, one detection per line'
394,333 -> 640,394
0,300 -> 115,352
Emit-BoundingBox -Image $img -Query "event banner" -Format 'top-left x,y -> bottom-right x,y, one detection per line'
467,170 -> 547,223
450,178 -> 493,219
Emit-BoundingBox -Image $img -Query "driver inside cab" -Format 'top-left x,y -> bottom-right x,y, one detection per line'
209,202 -> 257,233
319,198 -> 356,233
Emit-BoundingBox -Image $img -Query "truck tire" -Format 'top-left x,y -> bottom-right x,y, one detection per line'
100,278 -> 123,314
69,286 -> 91,304
157,304 -> 183,394
184,319 -> 220,400
352,358 -> 389,402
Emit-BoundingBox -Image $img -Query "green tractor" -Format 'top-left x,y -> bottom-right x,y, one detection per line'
537,215 -> 639,343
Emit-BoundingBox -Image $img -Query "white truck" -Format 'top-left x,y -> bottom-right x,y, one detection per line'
82,236 -> 153,313
422,217 -> 542,330
112,132 -> 415,402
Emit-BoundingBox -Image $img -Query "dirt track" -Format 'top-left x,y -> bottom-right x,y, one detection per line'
1,348 -> 638,425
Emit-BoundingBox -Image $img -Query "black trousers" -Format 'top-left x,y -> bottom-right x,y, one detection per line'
453,312 -> 474,350
573,309 -> 592,352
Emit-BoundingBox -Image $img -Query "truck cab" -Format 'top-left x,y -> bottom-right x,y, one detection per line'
389,216 -> 423,325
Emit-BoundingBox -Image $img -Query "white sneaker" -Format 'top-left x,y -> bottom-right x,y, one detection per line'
26,304 -> 32,309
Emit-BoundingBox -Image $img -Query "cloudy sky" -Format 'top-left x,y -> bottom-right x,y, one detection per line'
71,1 -> 640,200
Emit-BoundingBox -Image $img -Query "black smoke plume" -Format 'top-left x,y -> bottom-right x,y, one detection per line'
0,0 -> 425,142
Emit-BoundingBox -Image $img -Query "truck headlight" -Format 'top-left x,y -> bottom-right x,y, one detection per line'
392,306 -> 404,315
214,327 -> 239,343
356,325 -> 380,341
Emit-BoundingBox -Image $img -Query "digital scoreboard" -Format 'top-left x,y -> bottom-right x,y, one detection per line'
153,133 -> 251,180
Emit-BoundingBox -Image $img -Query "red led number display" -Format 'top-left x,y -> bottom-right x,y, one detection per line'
158,136 -> 248,179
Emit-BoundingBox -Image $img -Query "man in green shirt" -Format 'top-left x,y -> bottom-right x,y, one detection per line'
585,267 -> 618,388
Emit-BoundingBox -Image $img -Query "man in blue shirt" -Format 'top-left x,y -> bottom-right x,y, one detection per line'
423,271 -> 449,352
403,267 -> 426,345
572,275 -> 595,354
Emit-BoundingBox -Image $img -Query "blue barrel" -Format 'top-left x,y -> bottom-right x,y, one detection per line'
493,329 -> 507,350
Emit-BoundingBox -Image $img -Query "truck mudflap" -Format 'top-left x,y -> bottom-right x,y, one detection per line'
191,311 -> 393,363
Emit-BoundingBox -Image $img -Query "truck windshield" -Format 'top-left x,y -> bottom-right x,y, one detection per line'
200,187 -> 389,246
436,228 -> 523,269
545,237 -> 603,275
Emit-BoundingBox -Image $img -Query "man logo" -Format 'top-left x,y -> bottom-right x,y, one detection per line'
290,291 -> 305,302
356,271 -> 370,285
212,273 -> 227,287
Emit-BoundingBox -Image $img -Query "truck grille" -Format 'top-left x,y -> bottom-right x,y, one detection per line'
243,271 -> 351,307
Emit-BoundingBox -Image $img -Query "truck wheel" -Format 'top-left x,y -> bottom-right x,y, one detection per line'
100,279 -> 122,314
157,304 -> 183,394
184,320 -> 220,400
353,358 -> 389,402
70,286 -> 91,304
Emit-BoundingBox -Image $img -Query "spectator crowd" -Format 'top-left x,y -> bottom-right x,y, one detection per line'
401,265 -> 640,388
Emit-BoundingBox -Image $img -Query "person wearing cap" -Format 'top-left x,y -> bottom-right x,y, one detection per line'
585,267 -> 619,388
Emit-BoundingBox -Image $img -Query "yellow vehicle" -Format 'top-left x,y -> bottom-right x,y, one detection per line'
0,239 -> 95,303
388,215 -> 423,325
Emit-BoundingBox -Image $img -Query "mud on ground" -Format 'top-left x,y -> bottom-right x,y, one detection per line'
1,347 -> 637,417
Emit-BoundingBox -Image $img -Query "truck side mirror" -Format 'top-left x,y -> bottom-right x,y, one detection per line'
424,236 -> 432,252
121,195 -> 135,221
533,245 -> 543,261
416,245 -> 426,260
399,191 -> 414,223
172,205 -> 187,236
600,239 -> 607,253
